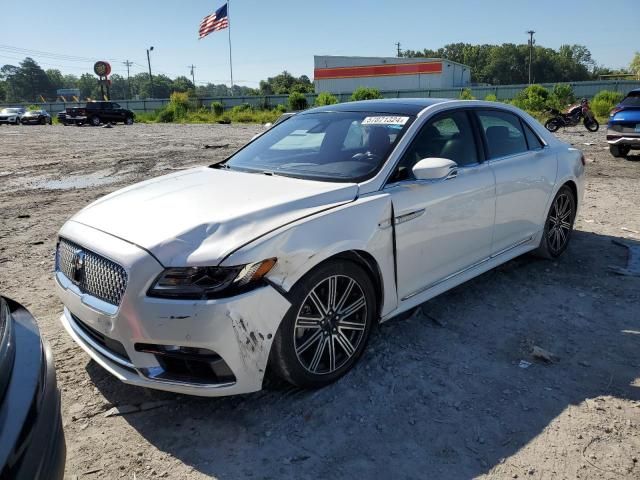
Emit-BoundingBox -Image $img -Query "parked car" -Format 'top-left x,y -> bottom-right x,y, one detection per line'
54,99 -> 584,397
21,109 -> 52,125
59,101 -> 135,126
0,296 -> 65,479
607,88 -> 640,158
0,107 -> 26,125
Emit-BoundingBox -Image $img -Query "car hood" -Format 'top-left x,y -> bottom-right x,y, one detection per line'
70,166 -> 358,266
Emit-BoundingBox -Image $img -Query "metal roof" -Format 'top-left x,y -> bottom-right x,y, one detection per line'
303,98 -> 452,116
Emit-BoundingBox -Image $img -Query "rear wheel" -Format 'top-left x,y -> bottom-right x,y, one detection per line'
534,185 -> 576,259
610,145 -> 630,158
39,117 -> 46,125
124,116 -> 134,125
89,115 -> 100,126
270,260 -> 376,388
545,119 -> 560,132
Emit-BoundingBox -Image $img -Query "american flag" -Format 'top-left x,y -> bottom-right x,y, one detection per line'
199,3 -> 229,39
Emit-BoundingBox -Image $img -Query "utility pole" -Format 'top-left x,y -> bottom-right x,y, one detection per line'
146,46 -> 154,98
395,42 -> 402,57
189,64 -> 196,87
527,30 -> 535,84
123,60 -> 133,99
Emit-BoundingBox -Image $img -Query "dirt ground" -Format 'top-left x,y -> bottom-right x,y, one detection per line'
1,122 -> 639,480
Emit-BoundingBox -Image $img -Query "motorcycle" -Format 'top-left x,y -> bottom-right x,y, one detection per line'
544,99 -> 599,132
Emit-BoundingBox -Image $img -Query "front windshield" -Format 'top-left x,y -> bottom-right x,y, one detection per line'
2,108 -> 19,114
223,111 -> 414,182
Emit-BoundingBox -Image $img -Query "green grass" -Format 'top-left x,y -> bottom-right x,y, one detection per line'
132,107 -> 282,125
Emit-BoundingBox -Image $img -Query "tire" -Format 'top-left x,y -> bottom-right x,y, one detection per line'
609,145 -> 630,158
269,260 -> 376,388
124,116 -> 134,125
39,117 -> 46,125
584,118 -> 599,132
534,185 -> 576,259
544,119 -> 560,132
89,115 -> 101,126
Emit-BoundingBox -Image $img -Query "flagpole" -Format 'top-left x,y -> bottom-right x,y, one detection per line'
227,0 -> 234,95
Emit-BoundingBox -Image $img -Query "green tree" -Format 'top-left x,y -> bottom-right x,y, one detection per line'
46,69 -> 64,91
171,75 -> 195,94
11,58 -> 53,101
260,71 -> 313,95
630,52 -> 640,77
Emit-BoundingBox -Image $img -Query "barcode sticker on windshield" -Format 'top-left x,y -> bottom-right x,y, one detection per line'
362,116 -> 409,126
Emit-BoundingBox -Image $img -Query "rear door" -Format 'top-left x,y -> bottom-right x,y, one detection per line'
385,109 -> 496,302
474,109 -> 557,254
111,103 -> 125,122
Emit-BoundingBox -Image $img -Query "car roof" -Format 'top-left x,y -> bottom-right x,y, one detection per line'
304,98 -> 453,116
628,88 -> 640,94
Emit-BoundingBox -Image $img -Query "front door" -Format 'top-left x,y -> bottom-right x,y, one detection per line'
385,109 -> 496,302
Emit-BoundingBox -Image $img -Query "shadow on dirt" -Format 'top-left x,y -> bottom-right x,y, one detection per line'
87,229 -> 640,479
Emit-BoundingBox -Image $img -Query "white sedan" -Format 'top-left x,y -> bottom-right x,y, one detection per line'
55,99 -> 584,396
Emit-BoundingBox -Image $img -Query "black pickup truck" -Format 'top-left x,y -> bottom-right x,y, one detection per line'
58,101 -> 135,126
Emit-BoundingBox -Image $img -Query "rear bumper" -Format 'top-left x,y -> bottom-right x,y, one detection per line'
0,300 -> 65,480
607,135 -> 640,146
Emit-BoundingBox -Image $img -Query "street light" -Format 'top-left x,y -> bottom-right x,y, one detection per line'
146,46 -> 154,99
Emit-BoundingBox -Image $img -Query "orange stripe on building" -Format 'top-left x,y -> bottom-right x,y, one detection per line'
314,61 -> 442,80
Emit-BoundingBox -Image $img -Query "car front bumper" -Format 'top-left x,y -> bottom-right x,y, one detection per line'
55,221 -> 291,397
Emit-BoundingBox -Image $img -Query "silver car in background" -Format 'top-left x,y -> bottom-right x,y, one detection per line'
0,107 -> 26,125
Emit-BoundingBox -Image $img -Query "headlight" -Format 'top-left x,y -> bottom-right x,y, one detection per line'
147,258 -> 277,299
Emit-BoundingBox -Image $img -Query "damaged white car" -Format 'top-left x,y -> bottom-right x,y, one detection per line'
55,99 -> 584,396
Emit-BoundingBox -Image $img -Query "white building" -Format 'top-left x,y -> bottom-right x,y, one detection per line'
314,55 -> 471,94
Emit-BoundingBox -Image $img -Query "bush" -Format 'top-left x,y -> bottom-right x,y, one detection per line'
591,90 -> 624,118
211,101 -> 224,116
484,93 -> 498,102
275,104 -> 287,113
350,87 -> 382,101
288,92 -> 308,111
549,84 -> 575,110
157,108 -> 175,123
459,88 -> 475,100
315,92 -> 338,106
512,84 -> 550,112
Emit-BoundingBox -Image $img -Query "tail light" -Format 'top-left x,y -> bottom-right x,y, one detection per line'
609,106 -> 624,116
580,154 -> 586,166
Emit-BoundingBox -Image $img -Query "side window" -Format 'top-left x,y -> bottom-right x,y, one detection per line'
392,110 -> 478,181
103,103 -> 113,110
477,110 -> 528,159
112,103 -> 121,109
522,121 -> 544,150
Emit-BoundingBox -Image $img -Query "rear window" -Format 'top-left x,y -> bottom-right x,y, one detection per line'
621,92 -> 640,107
476,110 -> 528,159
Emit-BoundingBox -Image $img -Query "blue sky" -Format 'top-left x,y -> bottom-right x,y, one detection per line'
3,0 -> 636,87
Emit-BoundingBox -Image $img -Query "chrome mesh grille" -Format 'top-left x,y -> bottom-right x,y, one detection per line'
56,238 -> 128,306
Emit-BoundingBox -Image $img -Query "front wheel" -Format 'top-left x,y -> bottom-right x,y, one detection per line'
545,118 -> 560,132
124,116 -> 134,125
584,118 -> 599,132
610,145 -> 630,158
269,260 -> 376,388
534,185 -> 576,259
89,115 -> 101,126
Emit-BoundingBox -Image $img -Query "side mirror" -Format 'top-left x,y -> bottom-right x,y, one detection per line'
412,157 -> 458,180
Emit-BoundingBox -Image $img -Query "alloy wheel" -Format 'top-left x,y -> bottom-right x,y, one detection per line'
293,275 -> 367,375
546,192 -> 573,254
